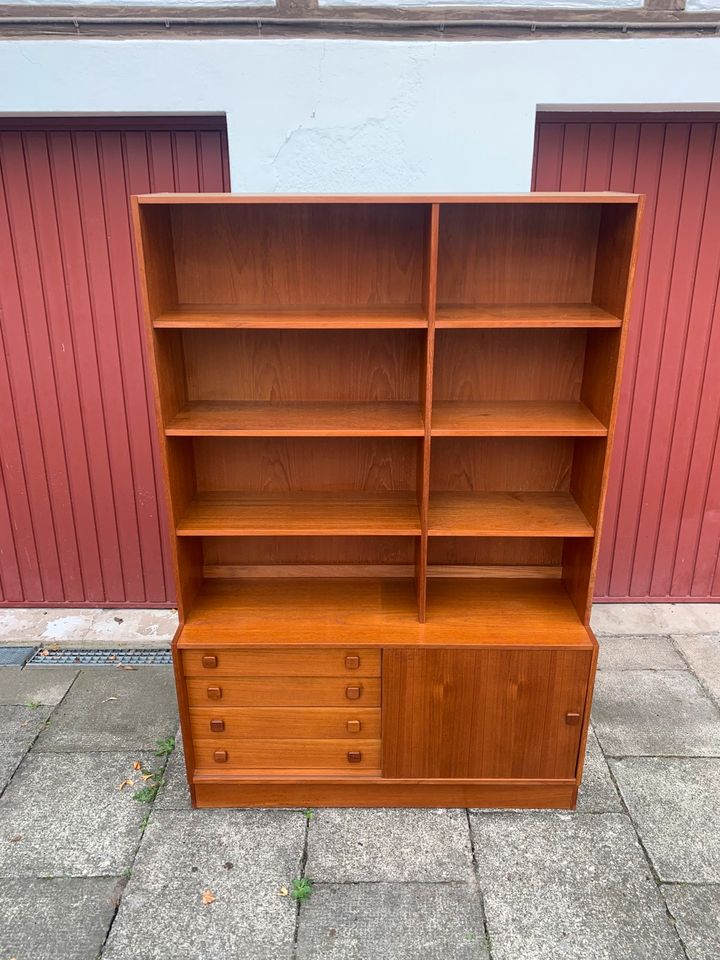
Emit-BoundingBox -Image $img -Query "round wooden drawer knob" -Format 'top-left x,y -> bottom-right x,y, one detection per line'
202,655 -> 218,669
210,718 -> 225,733
213,750 -> 228,763
347,751 -> 362,763
207,686 -> 222,700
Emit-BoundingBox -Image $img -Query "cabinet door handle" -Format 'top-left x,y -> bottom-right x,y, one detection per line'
345,685 -> 362,701
347,751 -> 362,763
202,655 -> 218,669
207,686 -> 222,700
210,718 -> 225,733
213,750 -> 228,763
565,712 -> 581,725
345,655 -> 360,670
346,719 -> 361,734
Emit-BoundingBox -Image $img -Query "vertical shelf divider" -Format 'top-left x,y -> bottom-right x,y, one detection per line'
416,203 -> 440,622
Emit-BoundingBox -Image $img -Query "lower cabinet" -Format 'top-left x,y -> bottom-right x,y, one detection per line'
382,648 -> 592,780
180,643 -> 593,793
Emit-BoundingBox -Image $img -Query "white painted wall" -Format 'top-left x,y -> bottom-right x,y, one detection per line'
0,37 -> 719,191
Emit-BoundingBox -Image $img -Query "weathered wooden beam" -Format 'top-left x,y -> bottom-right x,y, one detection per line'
0,3 -> 717,40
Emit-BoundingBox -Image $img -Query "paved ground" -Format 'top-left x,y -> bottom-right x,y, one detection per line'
0,624 -> 719,959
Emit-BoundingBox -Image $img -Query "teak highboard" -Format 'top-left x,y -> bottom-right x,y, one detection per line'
133,193 -> 643,809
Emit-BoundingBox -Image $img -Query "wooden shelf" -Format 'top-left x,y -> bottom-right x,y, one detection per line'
424,578 -> 589,636
178,577 -> 591,648
166,401 -> 424,437
435,303 -> 622,329
176,492 -> 421,536
431,401 -> 607,437
183,578 -> 418,632
154,305 -> 428,329
428,492 -> 594,537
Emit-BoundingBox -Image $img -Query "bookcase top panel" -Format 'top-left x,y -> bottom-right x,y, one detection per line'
135,192 -> 642,206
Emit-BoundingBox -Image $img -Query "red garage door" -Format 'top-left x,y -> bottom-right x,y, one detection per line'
0,117 -> 229,607
535,114 -> 720,601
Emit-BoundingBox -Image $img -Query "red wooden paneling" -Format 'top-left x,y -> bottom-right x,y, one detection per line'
0,118 -> 229,606
535,113 -> 720,601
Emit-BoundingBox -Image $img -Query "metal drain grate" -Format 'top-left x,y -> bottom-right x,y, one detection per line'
26,647 -> 172,666
0,646 -> 36,667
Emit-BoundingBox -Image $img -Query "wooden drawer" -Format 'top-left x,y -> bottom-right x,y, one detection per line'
189,706 -> 381,740
186,676 -> 381,707
193,738 -> 380,772
181,648 -> 381,677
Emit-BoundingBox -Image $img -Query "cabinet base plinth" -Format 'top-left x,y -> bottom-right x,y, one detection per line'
192,778 -> 578,809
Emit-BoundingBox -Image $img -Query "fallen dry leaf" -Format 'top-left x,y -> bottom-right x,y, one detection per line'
141,773 -> 154,781
39,649 -> 49,657
201,890 -> 216,905
117,778 -> 134,791
118,665 -> 137,671
133,761 -> 142,771
278,886 -> 289,897
9,835 -> 23,843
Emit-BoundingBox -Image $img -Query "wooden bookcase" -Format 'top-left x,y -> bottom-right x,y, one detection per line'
133,193 -> 642,809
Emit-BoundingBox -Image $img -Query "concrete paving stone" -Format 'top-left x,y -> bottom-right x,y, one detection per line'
0,704 -> 52,792
0,877 -> 123,960
307,808 -> 473,882
575,727 -> 622,813
0,751 -> 152,877
592,669 -> 720,756
611,757 -> 720,883
296,882 -> 489,960
661,884 -> 720,960
37,611 -> 95,644
597,634 -> 685,671
103,808 -> 305,960
591,603 -> 720,636
0,607 -> 48,646
88,608 -> 178,648
0,665 -> 78,705
33,666 -> 178,753
672,632 -> 720,705
469,811 -> 684,960
155,729 -> 192,810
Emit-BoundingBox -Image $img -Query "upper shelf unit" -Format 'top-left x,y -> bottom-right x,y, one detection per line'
135,193 -> 642,627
